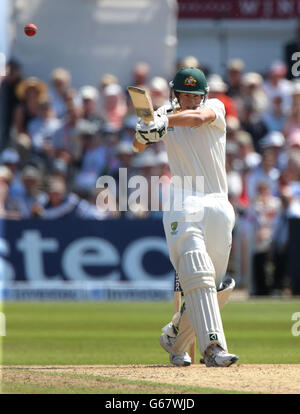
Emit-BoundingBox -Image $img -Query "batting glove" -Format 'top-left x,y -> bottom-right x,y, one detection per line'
135,113 -> 168,145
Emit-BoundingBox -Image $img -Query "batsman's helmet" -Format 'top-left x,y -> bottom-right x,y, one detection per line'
171,67 -> 209,95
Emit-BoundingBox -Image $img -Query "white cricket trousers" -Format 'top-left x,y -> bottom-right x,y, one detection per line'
163,193 -> 235,288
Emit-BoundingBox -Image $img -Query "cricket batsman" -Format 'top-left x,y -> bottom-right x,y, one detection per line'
133,67 -> 238,367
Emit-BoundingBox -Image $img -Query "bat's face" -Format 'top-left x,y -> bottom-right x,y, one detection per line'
178,92 -> 203,110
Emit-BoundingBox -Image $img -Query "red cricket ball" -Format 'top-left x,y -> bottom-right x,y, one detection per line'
24,24 -> 37,37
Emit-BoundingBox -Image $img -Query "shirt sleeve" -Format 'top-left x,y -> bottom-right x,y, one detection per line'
204,98 -> 226,130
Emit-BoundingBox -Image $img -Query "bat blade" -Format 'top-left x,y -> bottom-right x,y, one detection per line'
127,86 -> 154,123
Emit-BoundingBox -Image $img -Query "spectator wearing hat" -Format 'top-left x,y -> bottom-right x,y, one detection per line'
259,131 -> 286,171
49,67 -> 76,119
13,165 -> 47,218
14,77 -> 48,138
263,61 -> 292,115
102,84 -> 127,131
78,85 -> 107,131
239,72 -> 268,118
226,58 -> 245,99
0,165 -> 22,219
97,73 -> 119,113
207,74 -> 239,120
0,59 -> 23,149
114,141 -> 134,171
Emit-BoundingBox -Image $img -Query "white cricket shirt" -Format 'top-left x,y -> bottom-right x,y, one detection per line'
158,98 -> 228,196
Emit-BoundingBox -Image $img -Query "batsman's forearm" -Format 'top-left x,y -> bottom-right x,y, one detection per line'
167,107 -> 216,128
167,110 -> 206,128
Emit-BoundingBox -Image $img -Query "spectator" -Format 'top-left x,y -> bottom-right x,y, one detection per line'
270,186 -> 293,295
72,120 -> 108,194
14,77 -> 48,137
176,56 -> 210,76
236,130 -> 262,171
49,67 -> 75,119
0,59 -> 23,149
149,77 -> 169,110
235,131 -> 262,209
78,85 -> 106,130
246,147 -> 280,202
262,95 -> 288,132
226,140 -> 243,210
51,105 -> 82,164
97,73 -> 119,112
119,116 -> 137,143
14,165 -> 47,218
0,165 -> 22,219
0,147 -> 24,198
240,100 -> 268,153
263,61 -> 292,115
115,140 -> 134,170
40,176 -> 100,219
226,58 -> 245,99
207,74 -> 239,120
239,72 -> 268,118
247,182 -> 281,295
176,55 -> 200,71
259,131 -> 286,170
131,62 -> 150,89
102,84 -> 127,131
129,149 -> 158,217
27,98 -> 61,159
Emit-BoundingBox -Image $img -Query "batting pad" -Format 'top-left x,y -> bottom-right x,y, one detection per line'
170,278 -> 235,354
178,250 -> 215,294
178,250 -> 227,355
184,287 -> 227,355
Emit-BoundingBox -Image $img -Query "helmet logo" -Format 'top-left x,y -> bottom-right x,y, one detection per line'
184,76 -> 197,87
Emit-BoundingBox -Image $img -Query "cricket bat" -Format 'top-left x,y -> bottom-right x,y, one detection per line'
174,272 -> 196,364
127,86 -> 154,123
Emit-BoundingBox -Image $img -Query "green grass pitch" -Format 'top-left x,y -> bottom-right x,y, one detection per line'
2,299 -> 300,366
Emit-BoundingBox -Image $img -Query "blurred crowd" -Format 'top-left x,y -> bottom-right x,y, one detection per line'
0,55 -> 300,295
